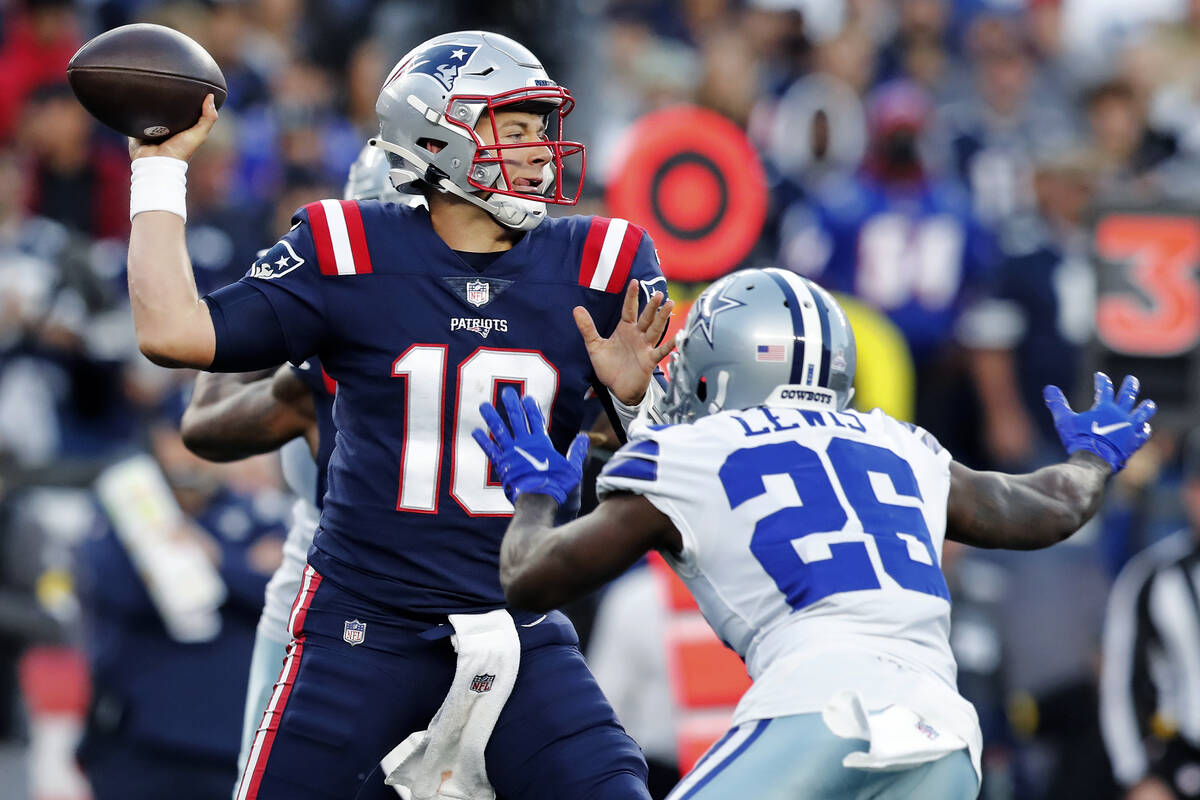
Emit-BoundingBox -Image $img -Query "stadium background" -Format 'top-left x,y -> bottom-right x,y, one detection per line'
1,0 -> 1198,798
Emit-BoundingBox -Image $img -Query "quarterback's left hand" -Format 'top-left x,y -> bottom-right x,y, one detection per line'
1043,372 -> 1157,473
574,280 -> 675,406
472,387 -> 589,506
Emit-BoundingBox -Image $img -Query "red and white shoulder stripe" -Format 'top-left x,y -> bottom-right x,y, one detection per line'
304,200 -> 374,276
578,217 -> 646,293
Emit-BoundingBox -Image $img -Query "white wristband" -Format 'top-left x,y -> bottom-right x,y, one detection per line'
130,156 -> 188,222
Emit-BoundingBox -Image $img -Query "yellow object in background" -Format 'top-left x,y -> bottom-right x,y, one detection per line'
835,293 -> 916,422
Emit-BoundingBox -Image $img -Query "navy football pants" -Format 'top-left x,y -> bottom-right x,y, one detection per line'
236,567 -> 649,800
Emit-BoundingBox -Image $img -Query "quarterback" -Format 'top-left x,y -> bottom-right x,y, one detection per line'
476,268 -> 1156,800
125,31 -> 670,800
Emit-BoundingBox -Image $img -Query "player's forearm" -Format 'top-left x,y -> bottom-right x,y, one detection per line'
128,211 -> 216,368
947,452 -> 1112,549
499,494 -> 570,610
181,377 -> 305,461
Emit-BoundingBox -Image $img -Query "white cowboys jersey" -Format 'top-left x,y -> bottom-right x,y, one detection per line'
596,402 -> 982,778
258,436 -> 320,645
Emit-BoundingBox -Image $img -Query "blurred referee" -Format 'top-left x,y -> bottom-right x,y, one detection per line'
1101,430 -> 1200,800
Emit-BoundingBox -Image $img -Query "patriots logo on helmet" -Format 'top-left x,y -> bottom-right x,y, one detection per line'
402,44 -> 479,92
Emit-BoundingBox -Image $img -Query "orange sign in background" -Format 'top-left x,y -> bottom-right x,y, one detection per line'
607,106 -> 768,283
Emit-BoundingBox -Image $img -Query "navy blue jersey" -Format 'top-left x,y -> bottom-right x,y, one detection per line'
289,357 -> 337,508
217,202 -> 664,614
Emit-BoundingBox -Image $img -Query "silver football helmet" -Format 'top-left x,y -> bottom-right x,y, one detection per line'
343,143 -> 426,208
665,268 -> 857,424
370,31 -> 584,231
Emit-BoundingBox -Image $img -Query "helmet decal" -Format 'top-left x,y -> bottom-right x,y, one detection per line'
687,277 -> 744,347
393,43 -> 479,92
763,270 -> 833,389
664,268 -> 858,423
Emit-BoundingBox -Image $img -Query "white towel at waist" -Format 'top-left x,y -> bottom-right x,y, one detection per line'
382,609 -> 520,800
822,689 -> 969,772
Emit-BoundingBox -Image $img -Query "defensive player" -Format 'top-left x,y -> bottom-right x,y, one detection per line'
474,268 -> 1157,800
125,31 -> 671,800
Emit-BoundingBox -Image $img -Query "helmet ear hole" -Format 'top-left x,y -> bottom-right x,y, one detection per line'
416,138 -> 448,154
696,377 -> 707,402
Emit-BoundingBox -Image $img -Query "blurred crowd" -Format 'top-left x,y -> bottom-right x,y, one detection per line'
1,0 -> 1200,798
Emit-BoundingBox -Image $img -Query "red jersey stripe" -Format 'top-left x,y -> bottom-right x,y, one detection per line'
339,200 -> 374,274
606,222 -> 645,293
578,217 -> 610,288
304,202 -> 338,276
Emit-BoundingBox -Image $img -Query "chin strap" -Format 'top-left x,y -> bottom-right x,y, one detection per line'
369,137 -> 547,231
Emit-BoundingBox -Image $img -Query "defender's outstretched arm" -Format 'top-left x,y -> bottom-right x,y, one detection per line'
948,372 -> 1156,549
946,452 -> 1111,549
181,367 -> 315,462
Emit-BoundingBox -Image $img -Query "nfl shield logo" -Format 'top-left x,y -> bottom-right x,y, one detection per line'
466,280 -> 490,307
343,619 -> 366,646
469,673 -> 495,693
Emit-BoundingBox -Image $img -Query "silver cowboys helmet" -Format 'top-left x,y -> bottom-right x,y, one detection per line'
665,268 -> 857,423
370,31 -> 585,231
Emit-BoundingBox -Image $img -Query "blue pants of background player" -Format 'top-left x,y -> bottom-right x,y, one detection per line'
667,714 -> 978,800
236,567 -> 649,800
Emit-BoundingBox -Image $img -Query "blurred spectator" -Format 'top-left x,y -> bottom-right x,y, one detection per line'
695,25 -> 762,126
777,80 -> 996,451
234,57 -> 360,204
17,83 -> 129,240
875,0 -> 969,101
932,13 -> 1076,228
1059,0 -> 1184,85
73,420 -> 284,800
742,6 -> 813,97
0,144 -> 134,468
1084,78 -> 1178,200
958,147 -> 1096,471
1101,430 -> 1200,800
756,73 -> 865,202
0,0 -> 81,141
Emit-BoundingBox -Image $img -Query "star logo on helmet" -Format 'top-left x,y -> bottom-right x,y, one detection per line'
688,281 -> 744,347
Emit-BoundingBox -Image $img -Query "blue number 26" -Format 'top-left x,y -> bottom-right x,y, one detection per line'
717,438 -> 950,610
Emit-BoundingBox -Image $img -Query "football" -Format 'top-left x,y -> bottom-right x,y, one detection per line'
66,23 -> 227,143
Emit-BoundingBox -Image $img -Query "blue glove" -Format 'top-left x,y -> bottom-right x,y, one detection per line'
1043,372 -> 1157,473
472,387 -> 590,505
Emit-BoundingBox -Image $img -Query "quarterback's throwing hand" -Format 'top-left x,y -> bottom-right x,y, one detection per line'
128,93 -> 218,163
1043,372 -> 1156,473
472,387 -> 589,505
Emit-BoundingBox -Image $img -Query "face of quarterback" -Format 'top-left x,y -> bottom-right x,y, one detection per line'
474,109 -> 553,193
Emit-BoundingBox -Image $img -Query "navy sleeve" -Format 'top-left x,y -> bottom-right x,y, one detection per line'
204,282 -> 291,371
630,229 -> 668,303
205,208 -> 331,368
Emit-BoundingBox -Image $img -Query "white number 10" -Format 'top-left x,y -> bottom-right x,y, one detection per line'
391,346 -> 559,516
